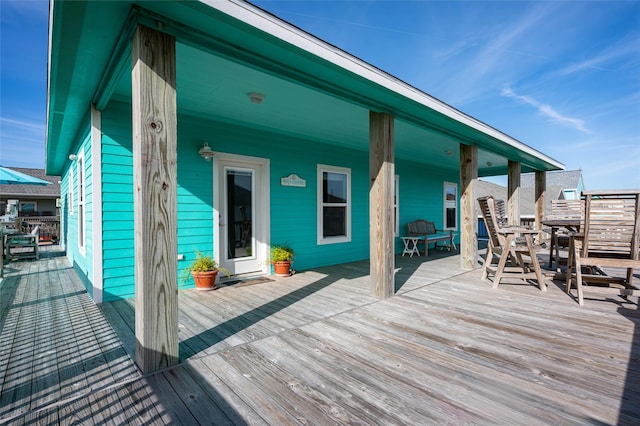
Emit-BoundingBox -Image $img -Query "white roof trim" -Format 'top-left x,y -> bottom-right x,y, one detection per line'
201,0 -> 563,169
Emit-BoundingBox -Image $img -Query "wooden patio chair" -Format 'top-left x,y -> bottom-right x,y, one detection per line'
477,196 -> 546,291
566,190 -> 640,306
6,225 -> 39,260
547,199 -> 584,270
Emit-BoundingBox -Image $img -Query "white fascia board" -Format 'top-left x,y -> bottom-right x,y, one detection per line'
202,0 -> 563,170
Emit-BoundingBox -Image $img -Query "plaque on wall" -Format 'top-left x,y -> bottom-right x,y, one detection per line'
280,173 -> 306,187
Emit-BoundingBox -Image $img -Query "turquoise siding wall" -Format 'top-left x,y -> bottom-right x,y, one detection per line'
59,124 -> 94,297
101,102 -> 216,301
178,115 -> 375,271
396,162 -> 458,250
101,102 -> 134,301
178,114 -> 459,271
98,102 -> 459,300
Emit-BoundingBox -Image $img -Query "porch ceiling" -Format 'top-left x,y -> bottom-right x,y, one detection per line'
112,42 -> 469,172
47,0 -> 563,176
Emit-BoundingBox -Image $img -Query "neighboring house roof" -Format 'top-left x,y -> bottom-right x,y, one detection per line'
473,179 -> 564,218
46,0 -> 564,176
0,168 -> 61,198
520,170 -> 584,190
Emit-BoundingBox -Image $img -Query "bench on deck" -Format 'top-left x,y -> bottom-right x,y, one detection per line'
6,225 -> 39,260
406,220 -> 455,256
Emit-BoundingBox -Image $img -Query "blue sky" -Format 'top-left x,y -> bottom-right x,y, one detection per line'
1,1 -> 639,190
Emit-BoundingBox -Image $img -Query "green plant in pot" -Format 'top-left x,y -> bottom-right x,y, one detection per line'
270,244 -> 294,276
182,251 -> 230,291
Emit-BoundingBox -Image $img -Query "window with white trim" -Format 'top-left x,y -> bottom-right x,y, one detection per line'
394,175 -> 399,236
68,169 -> 74,215
444,182 -> 458,230
19,202 -> 37,215
77,152 -> 86,254
318,165 -> 351,244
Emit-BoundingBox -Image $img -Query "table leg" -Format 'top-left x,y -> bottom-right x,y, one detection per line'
548,227 -> 557,270
411,239 -> 420,257
402,238 -> 410,256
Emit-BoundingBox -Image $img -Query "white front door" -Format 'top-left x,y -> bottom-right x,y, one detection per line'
214,153 -> 270,276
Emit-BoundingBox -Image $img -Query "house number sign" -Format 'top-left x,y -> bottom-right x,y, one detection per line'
280,173 -> 306,187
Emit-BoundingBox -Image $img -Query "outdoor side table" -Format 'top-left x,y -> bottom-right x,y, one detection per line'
401,236 -> 423,257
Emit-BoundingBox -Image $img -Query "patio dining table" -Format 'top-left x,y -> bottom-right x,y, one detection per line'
542,218 -> 581,271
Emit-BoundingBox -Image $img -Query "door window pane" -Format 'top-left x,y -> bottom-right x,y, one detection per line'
226,169 -> 253,259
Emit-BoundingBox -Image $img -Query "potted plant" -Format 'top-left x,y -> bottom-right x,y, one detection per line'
182,251 -> 229,291
270,244 -> 294,276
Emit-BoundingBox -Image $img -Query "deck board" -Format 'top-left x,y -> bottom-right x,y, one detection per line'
0,247 -> 139,424
1,246 -> 639,424
0,260 -> 39,418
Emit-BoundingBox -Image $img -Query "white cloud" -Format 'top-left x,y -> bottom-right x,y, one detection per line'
501,86 -> 590,133
556,36 -> 640,76
0,117 -> 45,133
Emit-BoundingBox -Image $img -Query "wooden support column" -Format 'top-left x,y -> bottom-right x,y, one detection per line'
460,144 -> 478,269
507,160 -> 521,226
131,25 -> 178,374
534,170 -> 546,244
369,111 -> 395,299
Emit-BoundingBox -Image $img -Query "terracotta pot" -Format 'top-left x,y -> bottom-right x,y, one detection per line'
191,270 -> 219,291
273,261 -> 291,277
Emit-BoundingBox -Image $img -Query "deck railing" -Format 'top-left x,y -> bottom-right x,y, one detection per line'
16,216 -> 60,243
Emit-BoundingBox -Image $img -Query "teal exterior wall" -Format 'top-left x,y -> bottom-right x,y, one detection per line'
101,102 -> 217,301
98,101 -> 459,301
101,102 -> 134,301
396,163 -> 458,249
59,122 -> 94,297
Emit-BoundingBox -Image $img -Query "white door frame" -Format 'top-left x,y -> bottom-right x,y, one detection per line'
213,152 -> 270,276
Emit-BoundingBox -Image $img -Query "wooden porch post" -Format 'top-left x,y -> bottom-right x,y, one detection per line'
131,25 -> 179,374
369,111 -> 395,299
535,170 -> 546,244
460,144 -> 478,269
507,160 -> 521,226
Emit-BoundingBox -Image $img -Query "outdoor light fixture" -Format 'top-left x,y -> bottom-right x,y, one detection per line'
445,150 -> 453,156
68,154 -> 77,161
486,161 -> 493,167
199,142 -> 214,161
248,92 -> 265,104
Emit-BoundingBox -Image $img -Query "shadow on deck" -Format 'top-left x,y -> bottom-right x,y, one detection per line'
1,245 -> 638,424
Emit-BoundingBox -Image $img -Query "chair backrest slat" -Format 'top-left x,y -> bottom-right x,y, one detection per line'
478,196 -> 505,249
581,192 -> 640,260
550,199 -> 583,220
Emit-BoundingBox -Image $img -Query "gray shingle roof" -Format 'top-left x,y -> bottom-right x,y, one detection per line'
473,179 -> 565,217
0,167 -> 61,197
520,170 -> 583,189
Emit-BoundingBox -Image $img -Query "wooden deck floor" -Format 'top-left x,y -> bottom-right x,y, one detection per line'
1,246 -> 639,424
